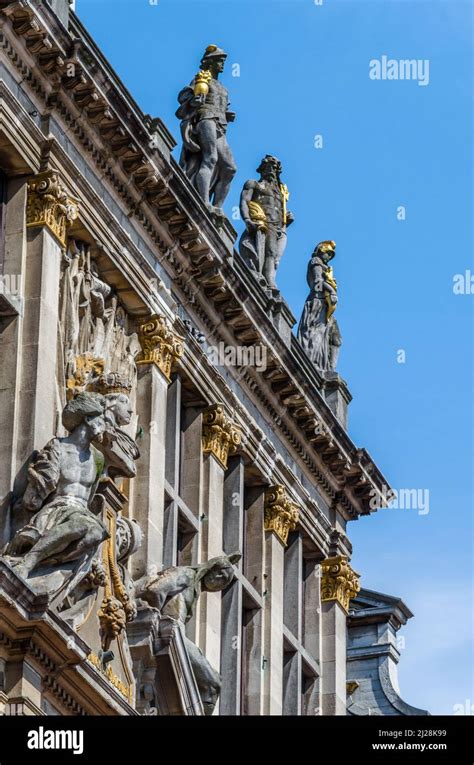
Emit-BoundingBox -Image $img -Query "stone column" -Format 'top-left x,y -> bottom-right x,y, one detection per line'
262,485 -> 299,715
198,404 -> 241,710
320,555 -> 360,715
14,171 -> 78,472
131,314 -> 183,579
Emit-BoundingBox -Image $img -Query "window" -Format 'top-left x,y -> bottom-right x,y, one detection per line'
163,375 -> 199,568
282,531 -> 321,715
219,459 -> 264,715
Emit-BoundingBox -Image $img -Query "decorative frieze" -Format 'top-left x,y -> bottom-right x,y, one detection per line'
136,314 -> 184,381
201,403 -> 242,470
26,171 -> 79,247
321,555 -> 360,613
264,484 -> 300,545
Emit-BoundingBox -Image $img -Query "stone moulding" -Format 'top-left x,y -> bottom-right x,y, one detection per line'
201,403 -> 242,470
264,484 -> 300,545
26,170 -> 79,247
87,652 -> 132,704
321,555 -> 360,613
136,313 -> 184,381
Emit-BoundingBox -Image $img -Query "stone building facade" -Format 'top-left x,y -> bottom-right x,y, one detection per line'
0,0 -> 427,716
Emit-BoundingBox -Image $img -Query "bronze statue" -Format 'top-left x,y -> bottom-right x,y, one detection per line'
176,45 -> 236,215
239,155 -> 294,290
297,241 -> 342,372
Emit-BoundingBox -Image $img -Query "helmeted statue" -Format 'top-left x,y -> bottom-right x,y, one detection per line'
136,552 -> 241,715
176,45 -> 236,215
239,155 -> 294,290
297,240 -> 342,372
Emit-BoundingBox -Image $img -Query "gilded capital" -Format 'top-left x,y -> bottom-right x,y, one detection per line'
321,555 -> 360,613
26,170 -> 79,247
136,314 -> 184,381
264,484 -> 300,545
202,403 -> 241,469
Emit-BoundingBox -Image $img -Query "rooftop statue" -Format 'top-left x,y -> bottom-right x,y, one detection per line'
239,155 -> 294,290
2,392 -> 109,598
297,241 -> 342,372
176,45 -> 237,217
136,552 -> 241,715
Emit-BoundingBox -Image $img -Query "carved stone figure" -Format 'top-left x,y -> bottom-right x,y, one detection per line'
297,241 -> 342,372
239,155 -> 294,290
136,552 -> 241,715
60,241 -> 140,399
176,45 -> 236,215
2,393 -> 109,598
96,372 -> 140,480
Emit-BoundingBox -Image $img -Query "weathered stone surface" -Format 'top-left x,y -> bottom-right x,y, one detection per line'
347,589 -> 430,716
136,553 -> 240,715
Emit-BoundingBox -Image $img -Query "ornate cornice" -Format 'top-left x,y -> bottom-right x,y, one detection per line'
136,314 -> 184,381
26,170 -> 78,247
264,484 -> 300,545
0,1 -> 393,520
321,555 -> 360,613
202,403 -> 241,470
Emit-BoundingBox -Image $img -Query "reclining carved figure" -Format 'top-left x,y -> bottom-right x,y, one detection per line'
136,552 -> 241,715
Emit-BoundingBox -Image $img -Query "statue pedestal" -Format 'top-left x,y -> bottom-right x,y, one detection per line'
323,372 -> 352,430
271,294 -> 296,346
211,214 -> 237,258
128,608 -> 204,716
0,561 -> 137,715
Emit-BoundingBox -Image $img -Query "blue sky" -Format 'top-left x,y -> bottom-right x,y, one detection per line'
74,0 -> 473,714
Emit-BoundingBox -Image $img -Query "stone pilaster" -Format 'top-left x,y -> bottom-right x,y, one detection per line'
198,404 -> 241,714
0,179 -> 26,547
131,314 -> 184,578
320,555 -> 360,715
15,172 -> 78,477
262,485 -> 300,714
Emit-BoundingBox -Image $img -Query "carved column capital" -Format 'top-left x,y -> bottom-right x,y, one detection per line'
26,170 -> 79,247
321,555 -> 360,613
264,484 -> 300,545
136,314 -> 184,381
202,403 -> 242,470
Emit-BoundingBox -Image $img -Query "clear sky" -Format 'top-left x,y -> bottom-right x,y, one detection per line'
74,0 -> 473,714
